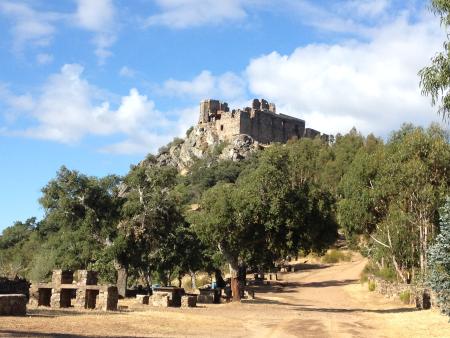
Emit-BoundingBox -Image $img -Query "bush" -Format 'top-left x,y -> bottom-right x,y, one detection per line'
399,290 -> 411,304
321,250 -> 352,263
360,261 -> 397,283
368,280 -> 376,291
378,267 -> 397,282
428,198 -> 450,317
186,126 -> 194,137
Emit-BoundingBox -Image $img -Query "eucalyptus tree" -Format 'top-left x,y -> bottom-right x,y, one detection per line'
420,0 -> 450,118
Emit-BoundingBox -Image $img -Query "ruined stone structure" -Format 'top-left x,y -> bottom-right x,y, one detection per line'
198,98 -> 322,144
29,269 -> 118,311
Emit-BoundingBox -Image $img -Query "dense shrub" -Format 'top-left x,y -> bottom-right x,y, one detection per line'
428,198 -> 450,317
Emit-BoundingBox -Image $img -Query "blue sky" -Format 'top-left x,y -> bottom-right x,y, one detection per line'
0,0 -> 445,231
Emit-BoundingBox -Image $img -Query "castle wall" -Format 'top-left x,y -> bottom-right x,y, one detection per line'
199,99 -> 315,145
215,111 -> 241,141
240,110 -> 305,144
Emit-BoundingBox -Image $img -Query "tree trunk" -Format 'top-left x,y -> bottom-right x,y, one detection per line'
218,243 -> 241,302
178,274 -> 182,288
190,270 -> 197,290
392,255 -> 407,284
116,265 -> 128,298
230,265 -> 241,302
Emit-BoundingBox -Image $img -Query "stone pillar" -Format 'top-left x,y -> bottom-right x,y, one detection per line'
50,289 -> 61,308
74,287 -> 86,309
97,286 -> 118,311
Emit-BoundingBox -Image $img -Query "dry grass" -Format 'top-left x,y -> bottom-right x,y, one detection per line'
2,255 -> 450,338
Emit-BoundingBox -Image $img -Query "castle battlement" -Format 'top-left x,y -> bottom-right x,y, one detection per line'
198,98 -> 322,144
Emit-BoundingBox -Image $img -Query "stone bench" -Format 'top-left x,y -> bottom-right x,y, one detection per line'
181,295 -> 197,308
0,294 -> 27,316
197,289 -> 221,304
136,294 -> 149,305
151,292 -> 170,307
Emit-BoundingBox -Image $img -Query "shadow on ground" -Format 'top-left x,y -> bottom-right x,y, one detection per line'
26,308 -> 124,318
0,331 -> 146,338
299,279 -> 358,288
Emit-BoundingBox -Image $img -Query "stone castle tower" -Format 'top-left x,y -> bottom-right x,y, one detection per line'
198,98 -> 321,144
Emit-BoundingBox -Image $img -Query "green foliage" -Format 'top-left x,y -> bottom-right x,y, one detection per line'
28,250 -> 57,282
360,261 -> 397,283
189,143 -> 338,277
428,197 -> 450,317
339,124 -> 450,282
419,0 -> 450,118
158,137 -> 185,155
186,126 -> 194,137
399,290 -> 411,304
368,280 -> 376,291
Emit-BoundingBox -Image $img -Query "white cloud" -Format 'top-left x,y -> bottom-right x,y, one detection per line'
159,70 -> 247,102
119,66 -> 136,78
0,1 -> 62,53
36,53 -> 54,65
245,13 -> 444,136
74,0 -> 117,64
144,0 -> 252,28
2,64 -> 174,154
75,0 -> 115,31
344,0 -> 390,18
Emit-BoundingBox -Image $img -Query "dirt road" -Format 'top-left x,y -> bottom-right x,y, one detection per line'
1,255 -> 449,337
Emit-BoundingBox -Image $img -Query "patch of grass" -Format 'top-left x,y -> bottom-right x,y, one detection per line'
321,250 -> 352,264
377,267 -> 397,282
399,290 -> 411,304
360,261 -> 397,283
368,280 -> 376,291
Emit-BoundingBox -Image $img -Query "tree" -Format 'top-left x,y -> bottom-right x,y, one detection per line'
36,166 -> 122,278
119,162 -> 187,287
428,197 -> 450,317
339,124 -> 450,282
190,145 -> 338,301
419,0 -> 450,118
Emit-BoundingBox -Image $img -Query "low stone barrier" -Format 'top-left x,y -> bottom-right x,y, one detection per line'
0,294 -> 27,316
368,276 -> 433,309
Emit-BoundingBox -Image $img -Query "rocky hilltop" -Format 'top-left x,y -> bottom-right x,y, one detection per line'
153,124 -> 262,172
140,98 -> 325,172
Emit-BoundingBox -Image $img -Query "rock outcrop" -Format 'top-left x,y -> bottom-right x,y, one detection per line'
151,125 -> 261,173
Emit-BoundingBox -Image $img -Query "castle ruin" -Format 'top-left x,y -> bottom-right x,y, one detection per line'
198,98 -> 322,144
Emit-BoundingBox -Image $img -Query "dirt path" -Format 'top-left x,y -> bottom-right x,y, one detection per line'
245,254 -> 450,338
1,255 -> 449,337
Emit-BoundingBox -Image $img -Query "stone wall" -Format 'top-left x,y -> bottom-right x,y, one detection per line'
199,99 -> 313,145
240,110 -> 305,144
0,294 -> 26,316
368,276 -> 433,309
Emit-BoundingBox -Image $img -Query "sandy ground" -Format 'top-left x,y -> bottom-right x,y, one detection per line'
1,254 -> 449,337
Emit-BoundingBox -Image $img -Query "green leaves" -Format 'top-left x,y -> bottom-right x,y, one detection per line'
419,0 -> 450,118
428,197 -> 450,317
